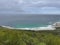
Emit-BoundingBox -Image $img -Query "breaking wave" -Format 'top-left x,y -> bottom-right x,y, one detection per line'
1,25 -> 56,31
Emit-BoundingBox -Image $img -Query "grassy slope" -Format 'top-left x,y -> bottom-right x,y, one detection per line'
0,27 -> 60,45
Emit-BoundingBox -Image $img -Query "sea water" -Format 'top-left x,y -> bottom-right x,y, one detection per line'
0,14 -> 60,30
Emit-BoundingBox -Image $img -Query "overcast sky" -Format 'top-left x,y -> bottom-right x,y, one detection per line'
0,0 -> 60,14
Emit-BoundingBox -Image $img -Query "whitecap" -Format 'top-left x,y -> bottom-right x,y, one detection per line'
1,25 -> 56,31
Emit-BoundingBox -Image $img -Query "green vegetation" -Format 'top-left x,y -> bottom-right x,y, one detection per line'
0,27 -> 60,45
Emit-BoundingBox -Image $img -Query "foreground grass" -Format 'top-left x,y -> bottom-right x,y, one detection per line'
0,27 -> 60,45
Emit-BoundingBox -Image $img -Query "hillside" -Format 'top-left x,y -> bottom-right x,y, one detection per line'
0,27 -> 60,45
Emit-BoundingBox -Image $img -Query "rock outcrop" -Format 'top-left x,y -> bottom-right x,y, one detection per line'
52,22 -> 60,30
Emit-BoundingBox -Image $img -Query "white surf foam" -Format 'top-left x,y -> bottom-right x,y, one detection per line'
1,25 -> 56,31
1,26 -> 15,29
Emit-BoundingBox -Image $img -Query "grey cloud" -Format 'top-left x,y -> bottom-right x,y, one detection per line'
27,0 -> 60,8
0,0 -> 60,14
0,0 -> 25,14
0,0 -> 60,8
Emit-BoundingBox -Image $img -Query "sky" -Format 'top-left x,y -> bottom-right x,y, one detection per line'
0,0 -> 60,14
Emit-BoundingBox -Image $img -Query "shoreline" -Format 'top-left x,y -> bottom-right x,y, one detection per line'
1,25 -> 56,31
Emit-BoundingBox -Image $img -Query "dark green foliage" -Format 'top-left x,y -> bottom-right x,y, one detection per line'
0,27 -> 60,45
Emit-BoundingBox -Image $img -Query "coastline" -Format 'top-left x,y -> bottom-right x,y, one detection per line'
0,25 -> 60,45
1,25 -> 56,31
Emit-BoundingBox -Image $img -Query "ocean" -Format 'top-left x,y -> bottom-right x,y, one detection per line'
0,14 -> 60,30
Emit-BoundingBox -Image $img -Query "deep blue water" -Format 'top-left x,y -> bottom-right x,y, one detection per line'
0,14 -> 60,28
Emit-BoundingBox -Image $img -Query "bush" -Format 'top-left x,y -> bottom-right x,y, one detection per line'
0,27 -> 60,45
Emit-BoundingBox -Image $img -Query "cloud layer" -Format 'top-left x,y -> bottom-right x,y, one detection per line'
0,0 -> 60,14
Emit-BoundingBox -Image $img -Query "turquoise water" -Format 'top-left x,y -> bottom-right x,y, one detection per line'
15,24 -> 48,28
0,15 -> 60,28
